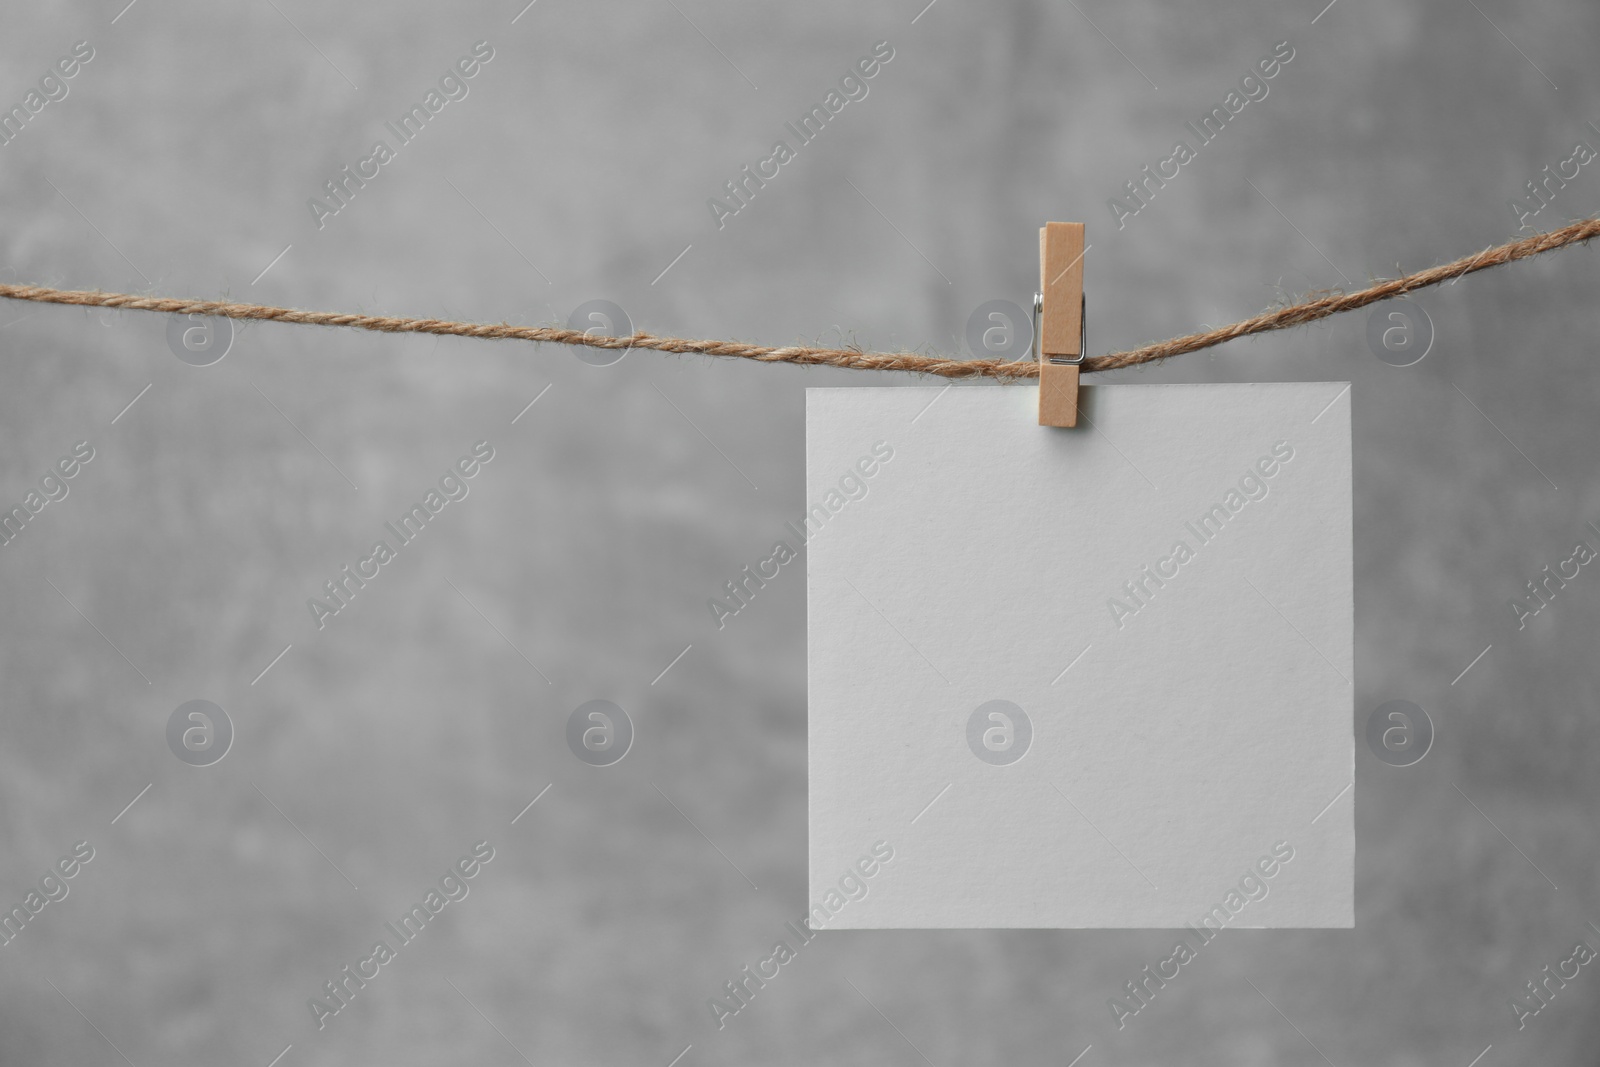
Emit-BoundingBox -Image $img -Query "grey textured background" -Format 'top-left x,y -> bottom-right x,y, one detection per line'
2,0 -> 1599,1064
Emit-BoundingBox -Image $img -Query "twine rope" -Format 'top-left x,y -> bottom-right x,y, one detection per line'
4,217 -> 1598,378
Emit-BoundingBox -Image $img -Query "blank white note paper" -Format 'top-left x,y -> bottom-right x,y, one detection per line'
807,383 -> 1353,929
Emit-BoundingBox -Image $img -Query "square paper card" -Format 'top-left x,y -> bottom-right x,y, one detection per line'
808,382 -> 1353,929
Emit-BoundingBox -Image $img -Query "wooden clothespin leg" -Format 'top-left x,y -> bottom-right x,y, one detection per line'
1038,221 -> 1085,428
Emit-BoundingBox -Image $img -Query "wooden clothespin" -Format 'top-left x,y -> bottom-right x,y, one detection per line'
1036,221 -> 1085,427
